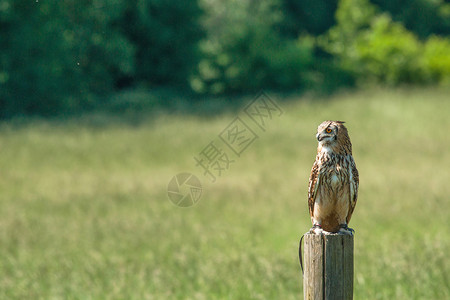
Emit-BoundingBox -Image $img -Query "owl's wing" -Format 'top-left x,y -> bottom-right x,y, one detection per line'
308,158 -> 321,220
346,156 -> 359,224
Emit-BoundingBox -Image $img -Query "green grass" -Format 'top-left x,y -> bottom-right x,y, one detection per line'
0,88 -> 449,299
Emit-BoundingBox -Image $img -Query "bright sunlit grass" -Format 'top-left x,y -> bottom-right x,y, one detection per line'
0,88 -> 449,299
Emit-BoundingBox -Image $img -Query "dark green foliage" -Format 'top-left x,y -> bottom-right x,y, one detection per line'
280,0 -> 339,36
192,0 -> 315,94
370,0 -> 450,38
0,0 -> 203,117
311,58 -> 356,93
0,0 -> 134,117
194,28 -> 314,94
0,0 -> 449,117
120,0 -> 204,87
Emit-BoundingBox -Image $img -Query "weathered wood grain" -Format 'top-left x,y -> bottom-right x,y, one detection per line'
303,233 -> 354,300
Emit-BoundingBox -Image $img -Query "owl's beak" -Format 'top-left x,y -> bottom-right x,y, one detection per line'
316,133 -> 322,141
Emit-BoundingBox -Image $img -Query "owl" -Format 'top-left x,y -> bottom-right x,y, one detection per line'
308,121 -> 359,235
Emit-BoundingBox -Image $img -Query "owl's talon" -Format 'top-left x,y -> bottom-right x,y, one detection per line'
338,224 -> 354,235
309,224 -> 324,235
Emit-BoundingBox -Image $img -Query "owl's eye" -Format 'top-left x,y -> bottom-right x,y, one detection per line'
325,128 -> 332,133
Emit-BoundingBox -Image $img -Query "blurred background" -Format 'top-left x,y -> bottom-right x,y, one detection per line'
0,0 -> 449,299
0,0 -> 449,117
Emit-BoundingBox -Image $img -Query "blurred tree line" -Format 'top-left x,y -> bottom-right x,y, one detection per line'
0,0 -> 449,117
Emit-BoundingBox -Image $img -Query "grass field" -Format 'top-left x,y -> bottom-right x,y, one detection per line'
0,88 -> 449,299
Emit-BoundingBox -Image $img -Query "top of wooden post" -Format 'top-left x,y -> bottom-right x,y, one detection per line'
302,233 -> 354,300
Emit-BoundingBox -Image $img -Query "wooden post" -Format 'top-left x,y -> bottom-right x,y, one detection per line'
303,233 -> 354,300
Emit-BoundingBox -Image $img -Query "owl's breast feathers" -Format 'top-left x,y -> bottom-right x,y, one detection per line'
308,151 -> 359,232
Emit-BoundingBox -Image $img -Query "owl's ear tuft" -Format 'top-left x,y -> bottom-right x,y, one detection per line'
336,120 -> 345,124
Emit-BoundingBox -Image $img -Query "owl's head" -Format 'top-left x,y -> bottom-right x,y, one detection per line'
316,120 -> 352,154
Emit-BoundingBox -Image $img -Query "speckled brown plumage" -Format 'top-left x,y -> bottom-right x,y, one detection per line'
308,121 -> 359,234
